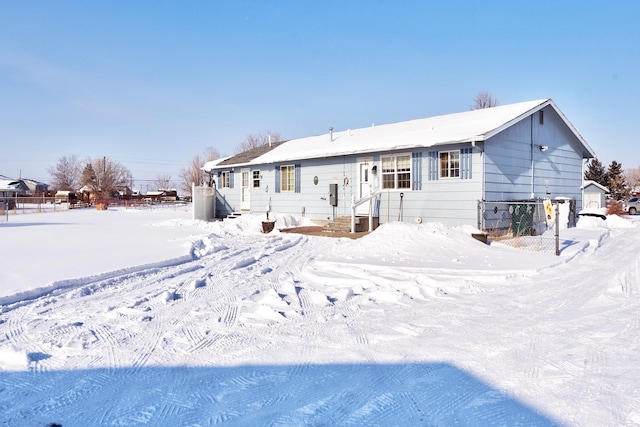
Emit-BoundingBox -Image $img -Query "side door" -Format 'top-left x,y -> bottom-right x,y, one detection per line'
240,169 -> 251,211
356,159 -> 373,215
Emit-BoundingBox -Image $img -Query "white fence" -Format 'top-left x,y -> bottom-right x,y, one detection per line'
192,184 -> 217,221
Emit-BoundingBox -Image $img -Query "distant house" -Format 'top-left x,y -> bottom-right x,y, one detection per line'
22,178 -> 49,196
0,178 -> 47,197
0,179 -> 30,209
581,180 -> 609,209
0,179 -> 29,198
207,99 -> 596,228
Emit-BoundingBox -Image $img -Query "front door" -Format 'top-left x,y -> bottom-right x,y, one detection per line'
240,169 -> 251,211
356,159 -> 373,215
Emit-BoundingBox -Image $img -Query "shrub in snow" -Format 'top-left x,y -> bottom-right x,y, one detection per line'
161,289 -> 178,303
606,199 -> 625,216
188,278 -> 206,291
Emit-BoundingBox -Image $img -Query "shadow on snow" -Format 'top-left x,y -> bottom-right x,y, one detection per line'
0,362 -> 562,426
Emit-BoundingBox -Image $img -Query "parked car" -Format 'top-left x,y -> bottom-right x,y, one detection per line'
623,197 -> 640,215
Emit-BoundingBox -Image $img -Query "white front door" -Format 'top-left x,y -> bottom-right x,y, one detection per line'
356,159 -> 373,215
240,169 -> 251,211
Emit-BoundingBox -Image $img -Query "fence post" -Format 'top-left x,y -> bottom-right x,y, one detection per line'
555,202 -> 560,256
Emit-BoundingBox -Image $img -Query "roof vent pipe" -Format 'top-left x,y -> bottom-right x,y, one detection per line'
329,127 -> 333,141
268,133 -> 272,147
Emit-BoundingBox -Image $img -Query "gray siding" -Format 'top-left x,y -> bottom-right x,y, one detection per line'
484,106 -> 584,208
213,107 -> 587,228
217,147 -> 483,227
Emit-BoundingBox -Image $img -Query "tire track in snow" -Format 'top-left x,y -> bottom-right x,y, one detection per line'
1,303 -> 57,371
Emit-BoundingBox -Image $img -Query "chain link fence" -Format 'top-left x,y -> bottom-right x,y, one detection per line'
477,199 -> 576,255
0,196 -> 89,216
0,197 -> 189,217
0,200 -> 8,222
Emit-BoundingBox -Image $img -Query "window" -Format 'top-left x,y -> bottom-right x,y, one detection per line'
275,164 -> 300,193
439,150 -> 460,178
280,165 -> 295,192
252,171 -> 260,188
539,110 -> 544,125
221,171 -> 230,188
381,154 -> 411,189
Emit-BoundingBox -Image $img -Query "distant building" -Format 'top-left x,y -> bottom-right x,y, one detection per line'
0,176 -> 48,196
0,179 -> 30,197
22,179 -> 49,195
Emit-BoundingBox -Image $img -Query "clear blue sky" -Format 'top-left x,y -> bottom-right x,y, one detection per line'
1,0 -> 638,190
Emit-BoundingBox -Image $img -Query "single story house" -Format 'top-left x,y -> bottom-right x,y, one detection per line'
0,179 -> 29,198
22,178 -> 49,196
206,99 -> 596,228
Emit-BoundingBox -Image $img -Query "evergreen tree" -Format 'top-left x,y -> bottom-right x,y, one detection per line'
584,158 -> 608,187
81,163 -> 98,193
607,160 -> 628,200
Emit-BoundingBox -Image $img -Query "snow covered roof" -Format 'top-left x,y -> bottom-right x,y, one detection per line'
213,99 -> 595,168
582,180 -> 609,193
202,156 -> 232,173
0,179 -> 26,191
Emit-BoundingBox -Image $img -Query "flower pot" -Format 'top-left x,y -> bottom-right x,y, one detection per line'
262,220 -> 275,233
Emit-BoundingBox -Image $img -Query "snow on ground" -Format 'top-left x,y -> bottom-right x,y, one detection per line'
1,206 -> 639,426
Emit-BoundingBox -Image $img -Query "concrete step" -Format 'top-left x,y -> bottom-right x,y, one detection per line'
323,216 -> 378,233
225,212 -> 243,220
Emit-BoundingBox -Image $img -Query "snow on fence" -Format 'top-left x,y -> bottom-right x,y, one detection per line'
477,199 -> 576,255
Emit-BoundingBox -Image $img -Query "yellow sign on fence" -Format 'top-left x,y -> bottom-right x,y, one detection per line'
543,199 -> 554,224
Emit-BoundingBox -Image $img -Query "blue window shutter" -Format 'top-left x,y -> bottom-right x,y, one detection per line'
229,171 -> 234,188
427,151 -> 438,180
412,152 -> 422,190
294,164 -> 301,193
275,165 -> 280,193
461,148 -> 472,179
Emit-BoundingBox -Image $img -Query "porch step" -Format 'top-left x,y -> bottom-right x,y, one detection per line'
225,212 -> 243,220
323,216 -> 378,233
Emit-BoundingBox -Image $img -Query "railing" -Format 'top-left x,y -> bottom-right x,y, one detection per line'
350,190 -> 382,233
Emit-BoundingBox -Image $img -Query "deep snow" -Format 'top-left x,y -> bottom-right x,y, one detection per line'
0,206 -> 639,426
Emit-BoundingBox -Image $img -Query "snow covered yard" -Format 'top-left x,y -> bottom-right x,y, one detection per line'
1,206 -> 639,426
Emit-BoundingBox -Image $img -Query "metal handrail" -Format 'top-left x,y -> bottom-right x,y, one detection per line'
350,189 -> 381,233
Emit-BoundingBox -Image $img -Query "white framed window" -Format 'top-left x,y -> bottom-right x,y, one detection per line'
381,154 -> 411,189
221,171 -> 230,188
252,170 -> 260,188
280,165 -> 295,192
439,150 -> 460,178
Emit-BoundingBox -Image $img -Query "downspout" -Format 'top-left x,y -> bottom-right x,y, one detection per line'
472,140 -> 485,201
530,115 -> 535,198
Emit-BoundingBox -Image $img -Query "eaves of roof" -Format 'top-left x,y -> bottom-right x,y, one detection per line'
212,141 -> 287,169
581,180 -> 609,193
214,99 -> 596,167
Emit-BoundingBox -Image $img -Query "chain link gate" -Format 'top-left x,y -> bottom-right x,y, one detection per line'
477,199 -> 574,255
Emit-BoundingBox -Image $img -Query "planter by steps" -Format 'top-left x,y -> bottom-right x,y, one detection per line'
262,220 -> 276,233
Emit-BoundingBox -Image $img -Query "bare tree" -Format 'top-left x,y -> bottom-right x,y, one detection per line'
471,91 -> 499,110
48,155 -> 83,191
155,173 -> 173,191
179,147 -> 220,195
81,157 -> 132,199
624,166 -> 640,195
235,131 -> 281,154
